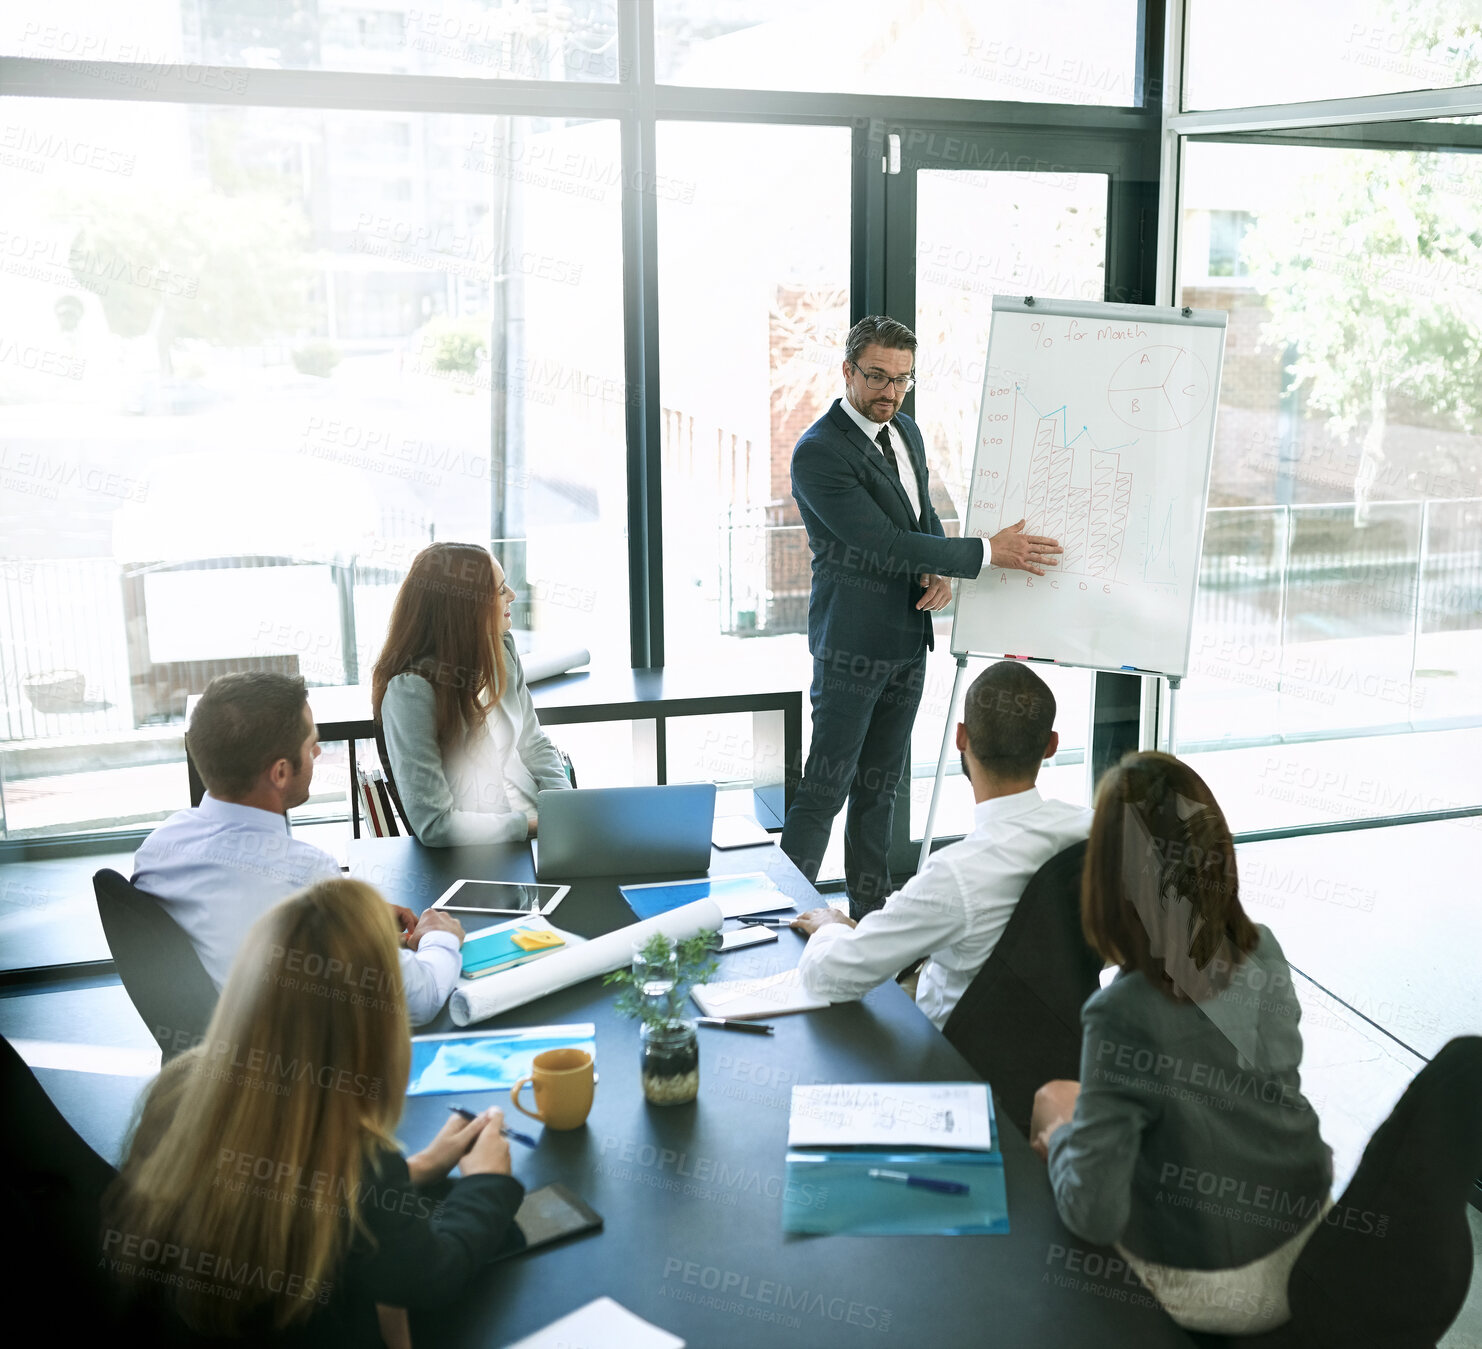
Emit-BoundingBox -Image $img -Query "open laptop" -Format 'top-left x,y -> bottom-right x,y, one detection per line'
533,784 -> 717,881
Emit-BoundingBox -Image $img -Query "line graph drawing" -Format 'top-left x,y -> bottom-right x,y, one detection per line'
1143,499 -> 1178,584
1107,345 -> 1210,432
999,389 -> 1134,582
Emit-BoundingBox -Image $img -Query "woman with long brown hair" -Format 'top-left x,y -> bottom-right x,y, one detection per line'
1029,752 -> 1332,1336
372,543 -> 572,845
105,878 -> 523,1344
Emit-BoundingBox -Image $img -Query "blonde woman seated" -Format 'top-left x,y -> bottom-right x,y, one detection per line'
105,877 -> 523,1346
373,543 -> 572,845
1029,752 -> 1333,1337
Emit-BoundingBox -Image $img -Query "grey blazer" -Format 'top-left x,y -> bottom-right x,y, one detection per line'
379,633 -> 571,846
1047,926 -> 1333,1270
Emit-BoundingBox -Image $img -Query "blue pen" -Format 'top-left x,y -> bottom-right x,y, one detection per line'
867,1168 -> 969,1195
449,1104 -> 537,1148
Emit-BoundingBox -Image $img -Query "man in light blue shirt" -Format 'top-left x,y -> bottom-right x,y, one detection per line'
134,671 -> 462,1025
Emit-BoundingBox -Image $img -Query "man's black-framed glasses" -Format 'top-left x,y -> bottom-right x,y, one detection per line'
849,361 -> 915,392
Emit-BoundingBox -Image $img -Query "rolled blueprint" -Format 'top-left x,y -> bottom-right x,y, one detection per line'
448,896 -> 723,1026
521,646 -> 591,685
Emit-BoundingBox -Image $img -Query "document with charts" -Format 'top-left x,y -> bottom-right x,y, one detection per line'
788,1082 -> 993,1151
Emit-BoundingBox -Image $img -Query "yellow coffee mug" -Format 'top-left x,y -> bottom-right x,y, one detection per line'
511,1047 -> 595,1130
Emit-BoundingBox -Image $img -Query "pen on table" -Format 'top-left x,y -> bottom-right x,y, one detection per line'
448,1105 -> 538,1147
866,1168 -> 969,1196
696,1016 -> 775,1035
747,916 -> 798,927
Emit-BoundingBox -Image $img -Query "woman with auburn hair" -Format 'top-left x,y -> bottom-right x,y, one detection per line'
105,878 -> 523,1345
1029,752 -> 1332,1336
372,543 -> 571,846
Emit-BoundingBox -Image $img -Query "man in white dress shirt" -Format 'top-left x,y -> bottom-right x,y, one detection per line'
792,660 -> 1092,1030
133,671 -> 463,1026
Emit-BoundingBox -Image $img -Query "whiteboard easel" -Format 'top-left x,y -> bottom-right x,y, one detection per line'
919,296 -> 1223,869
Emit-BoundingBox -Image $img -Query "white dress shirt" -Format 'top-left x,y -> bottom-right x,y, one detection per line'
838,394 -> 998,578
132,794 -> 460,1026
797,787 -> 1094,1030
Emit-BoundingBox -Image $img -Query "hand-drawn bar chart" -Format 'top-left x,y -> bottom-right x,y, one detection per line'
953,297 -> 1226,680
1007,394 -> 1133,583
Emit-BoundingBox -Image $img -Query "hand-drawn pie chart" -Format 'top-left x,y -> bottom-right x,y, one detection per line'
1107,345 -> 1210,432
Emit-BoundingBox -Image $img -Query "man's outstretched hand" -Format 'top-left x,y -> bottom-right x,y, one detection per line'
989,519 -> 1063,576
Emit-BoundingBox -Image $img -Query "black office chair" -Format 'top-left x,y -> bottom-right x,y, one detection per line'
372,721 -> 414,835
1,1031 -> 118,1318
1280,1035 -> 1482,1348
942,839 -> 1100,1139
1181,1036 -> 1482,1349
93,869 -> 218,1060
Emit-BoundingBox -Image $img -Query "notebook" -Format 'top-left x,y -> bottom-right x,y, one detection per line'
690,967 -> 829,1020
460,920 -> 566,979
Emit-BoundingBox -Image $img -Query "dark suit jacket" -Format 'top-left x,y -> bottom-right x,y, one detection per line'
792,398 -> 985,664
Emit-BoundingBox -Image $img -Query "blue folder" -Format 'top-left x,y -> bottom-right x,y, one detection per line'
407,1024 -> 596,1097
619,872 -> 784,921
781,1150 -> 1009,1236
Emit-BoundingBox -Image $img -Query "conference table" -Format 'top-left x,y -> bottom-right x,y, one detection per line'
350,835 -> 1197,1349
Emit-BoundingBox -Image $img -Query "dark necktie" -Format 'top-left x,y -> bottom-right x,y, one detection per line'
876,424 -> 901,482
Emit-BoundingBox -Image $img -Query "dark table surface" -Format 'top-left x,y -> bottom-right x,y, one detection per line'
348,837 -> 1196,1349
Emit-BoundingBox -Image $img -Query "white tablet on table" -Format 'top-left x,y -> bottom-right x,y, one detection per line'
429,879 -> 570,918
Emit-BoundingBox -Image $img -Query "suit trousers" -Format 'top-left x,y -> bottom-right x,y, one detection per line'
780,644 -> 926,920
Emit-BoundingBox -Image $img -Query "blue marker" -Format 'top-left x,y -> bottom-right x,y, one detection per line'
867,1168 -> 969,1196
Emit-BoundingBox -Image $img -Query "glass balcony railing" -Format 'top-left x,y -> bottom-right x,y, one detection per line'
0,500 -> 1478,838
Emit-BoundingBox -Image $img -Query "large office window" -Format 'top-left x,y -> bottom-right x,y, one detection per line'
1174,134 -> 1482,831
906,167 -> 1110,837
0,0 -> 1161,918
3,0 -> 622,81
1184,0 -> 1482,110
656,120 -> 849,663
655,119 -> 850,857
0,96 -> 626,838
655,0 -> 1142,105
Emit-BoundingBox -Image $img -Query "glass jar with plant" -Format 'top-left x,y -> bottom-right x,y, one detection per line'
604,931 -> 719,1106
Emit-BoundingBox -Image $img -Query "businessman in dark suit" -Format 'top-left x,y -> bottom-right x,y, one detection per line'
780,315 -> 1062,919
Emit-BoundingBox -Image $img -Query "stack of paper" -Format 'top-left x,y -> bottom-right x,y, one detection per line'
691,968 -> 829,1020
787,1082 -> 995,1150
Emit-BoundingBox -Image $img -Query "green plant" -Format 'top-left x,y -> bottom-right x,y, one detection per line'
415,315 -> 490,374
603,931 -> 719,1030
291,341 -> 341,378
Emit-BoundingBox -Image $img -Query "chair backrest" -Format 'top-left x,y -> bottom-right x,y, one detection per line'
1281,1035 -> 1482,1349
93,869 -> 218,1060
372,721 -> 414,835
1,1032 -> 117,1316
942,838 -> 1100,1138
